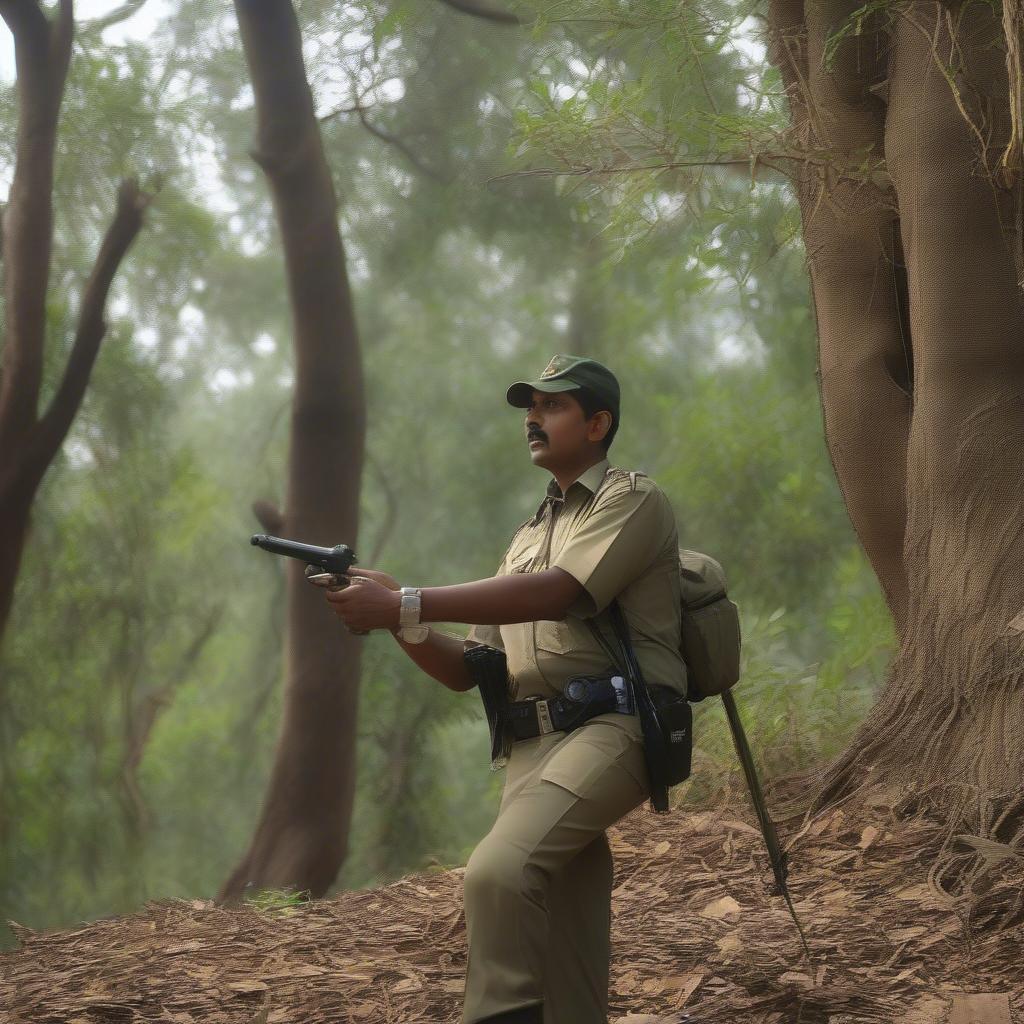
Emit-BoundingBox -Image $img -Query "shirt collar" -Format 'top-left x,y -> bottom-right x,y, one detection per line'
536,457 -> 610,516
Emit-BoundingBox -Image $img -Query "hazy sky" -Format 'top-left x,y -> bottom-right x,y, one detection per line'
0,2 -> 769,385
0,0 -> 173,83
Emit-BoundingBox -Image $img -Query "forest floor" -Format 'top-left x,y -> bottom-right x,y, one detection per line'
2,779 -> 1023,1024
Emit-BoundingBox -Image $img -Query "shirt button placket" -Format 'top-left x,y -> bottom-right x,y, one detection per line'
532,497 -> 563,691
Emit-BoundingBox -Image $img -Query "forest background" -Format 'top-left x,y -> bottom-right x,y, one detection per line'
0,0 -> 897,948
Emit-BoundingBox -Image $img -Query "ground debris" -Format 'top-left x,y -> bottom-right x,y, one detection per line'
2,789 -> 1023,1023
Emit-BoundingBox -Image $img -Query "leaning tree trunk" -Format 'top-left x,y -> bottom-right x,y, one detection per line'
219,0 -> 366,903
0,0 -> 151,658
765,0 -> 1024,906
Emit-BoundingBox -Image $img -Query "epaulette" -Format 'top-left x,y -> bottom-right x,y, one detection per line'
600,466 -> 648,496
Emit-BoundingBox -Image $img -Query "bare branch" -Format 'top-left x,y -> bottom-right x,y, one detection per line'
353,105 -> 449,183
435,0 -> 523,26
320,94 -> 448,183
33,177 -> 156,466
316,97 -> 402,122
79,0 -> 148,35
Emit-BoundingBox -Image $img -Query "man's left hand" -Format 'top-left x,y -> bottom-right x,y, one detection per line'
325,575 -> 403,633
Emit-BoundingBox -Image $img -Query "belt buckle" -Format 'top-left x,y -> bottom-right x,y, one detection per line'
532,697 -> 555,735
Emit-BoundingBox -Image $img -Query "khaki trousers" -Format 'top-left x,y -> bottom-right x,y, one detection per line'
461,710 -> 650,1024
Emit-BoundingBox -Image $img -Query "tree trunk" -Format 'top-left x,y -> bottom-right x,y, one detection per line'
765,0 -> 1024,908
219,0 -> 366,903
0,0 -> 150,656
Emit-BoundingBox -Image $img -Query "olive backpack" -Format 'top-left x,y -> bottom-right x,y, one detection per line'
607,469 -> 741,700
677,548 -> 741,701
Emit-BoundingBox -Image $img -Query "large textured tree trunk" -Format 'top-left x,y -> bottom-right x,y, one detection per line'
765,0 -> 1024,906
219,0 -> 366,903
0,0 -> 150,656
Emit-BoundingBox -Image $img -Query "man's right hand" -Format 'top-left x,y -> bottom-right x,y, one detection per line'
345,567 -> 400,592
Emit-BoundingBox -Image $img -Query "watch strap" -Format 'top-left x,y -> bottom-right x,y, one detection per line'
399,586 -> 423,627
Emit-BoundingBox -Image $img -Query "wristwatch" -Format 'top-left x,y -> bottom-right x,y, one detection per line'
397,586 -> 430,644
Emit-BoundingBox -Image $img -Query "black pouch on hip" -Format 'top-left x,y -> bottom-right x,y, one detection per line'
588,601 -> 694,811
649,685 -> 693,786
463,644 -> 514,771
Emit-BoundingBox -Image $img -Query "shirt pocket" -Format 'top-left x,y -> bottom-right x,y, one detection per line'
534,618 -> 578,654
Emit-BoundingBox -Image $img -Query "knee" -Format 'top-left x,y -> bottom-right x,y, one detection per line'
464,837 -> 539,909
465,837 -> 524,900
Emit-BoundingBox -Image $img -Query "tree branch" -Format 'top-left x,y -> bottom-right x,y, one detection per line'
32,177 -> 156,467
0,0 -> 50,53
484,146 -> 891,192
435,0 -> 523,25
320,96 -> 448,183
353,104 -> 448,183
78,0 -> 148,35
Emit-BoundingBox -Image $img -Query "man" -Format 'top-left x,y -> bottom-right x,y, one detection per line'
325,354 -> 687,1024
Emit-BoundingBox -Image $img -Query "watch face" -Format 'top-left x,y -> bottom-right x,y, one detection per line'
402,625 -> 430,643
400,593 -> 422,628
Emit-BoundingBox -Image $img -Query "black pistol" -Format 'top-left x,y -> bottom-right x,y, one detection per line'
250,534 -> 367,634
250,534 -> 358,575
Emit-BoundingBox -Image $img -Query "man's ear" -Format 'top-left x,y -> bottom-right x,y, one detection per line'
588,411 -> 612,443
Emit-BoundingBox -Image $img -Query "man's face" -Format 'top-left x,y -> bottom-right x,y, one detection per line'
524,388 -> 601,467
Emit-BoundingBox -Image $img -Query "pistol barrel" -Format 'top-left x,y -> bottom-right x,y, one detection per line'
250,534 -> 357,574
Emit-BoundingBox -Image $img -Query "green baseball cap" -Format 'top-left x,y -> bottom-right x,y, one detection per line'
506,354 -> 620,419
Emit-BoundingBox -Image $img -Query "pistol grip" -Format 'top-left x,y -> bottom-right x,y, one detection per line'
304,568 -> 369,635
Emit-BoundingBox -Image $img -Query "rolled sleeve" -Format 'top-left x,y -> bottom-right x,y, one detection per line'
553,485 -> 670,618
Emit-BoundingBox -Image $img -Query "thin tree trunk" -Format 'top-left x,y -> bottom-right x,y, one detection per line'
0,0 -> 151,654
219,0 -> 366,903
766,0 -> 1024,909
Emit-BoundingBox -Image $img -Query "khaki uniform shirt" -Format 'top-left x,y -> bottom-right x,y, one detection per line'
463,457 -> 687,700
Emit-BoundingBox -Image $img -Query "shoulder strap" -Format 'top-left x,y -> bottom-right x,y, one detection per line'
585,614 -> 626,674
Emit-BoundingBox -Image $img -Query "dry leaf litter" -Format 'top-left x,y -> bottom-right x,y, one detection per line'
2,782 -> 1023,1023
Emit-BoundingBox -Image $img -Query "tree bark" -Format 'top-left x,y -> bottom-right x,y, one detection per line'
0,0 -> 151,656
765,0 -> 1024,909
219,0 -> 366,903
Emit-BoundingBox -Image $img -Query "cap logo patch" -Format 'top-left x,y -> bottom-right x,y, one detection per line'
540,356 -> 564,378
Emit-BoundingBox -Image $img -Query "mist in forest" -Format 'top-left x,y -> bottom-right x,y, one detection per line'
0,0 -> 896,945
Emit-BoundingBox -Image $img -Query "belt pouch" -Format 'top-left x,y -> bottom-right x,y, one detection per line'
550,675 -> 621,731
650,686 -> 693,786
463,644 -> 514,770
590,602 -> 695,811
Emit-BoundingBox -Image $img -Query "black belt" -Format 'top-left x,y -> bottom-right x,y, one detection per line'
503,674 -> 635,741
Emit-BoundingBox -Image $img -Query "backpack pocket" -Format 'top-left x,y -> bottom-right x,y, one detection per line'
682,596 -> 741,701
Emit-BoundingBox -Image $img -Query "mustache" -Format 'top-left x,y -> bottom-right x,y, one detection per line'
527,430 -> 547,443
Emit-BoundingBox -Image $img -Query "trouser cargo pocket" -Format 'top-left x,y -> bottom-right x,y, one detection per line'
538,717 -> 648,799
